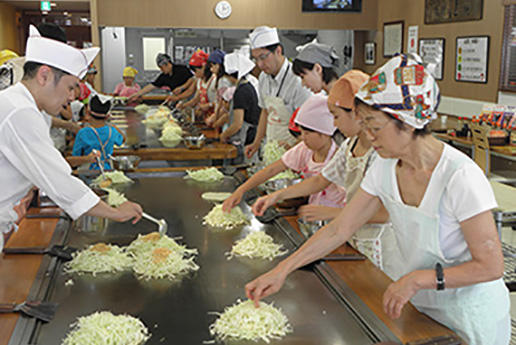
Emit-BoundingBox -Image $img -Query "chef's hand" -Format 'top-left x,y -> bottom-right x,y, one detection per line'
245,266 -> 288,308
383,272 -> 420,319
13,188 -> 37,224
244,142 -> 259,159
251,194 -> 279,216
115,201 -> 143,224
222,190 -> 244,212
298,205 -> 341,222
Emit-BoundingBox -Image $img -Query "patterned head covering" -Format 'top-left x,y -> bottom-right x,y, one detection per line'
355,53 -> 440,129
123,66 -> 138,78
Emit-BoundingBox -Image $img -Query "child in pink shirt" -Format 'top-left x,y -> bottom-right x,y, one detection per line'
223,94 -> 346,212
113,67 -> 141,106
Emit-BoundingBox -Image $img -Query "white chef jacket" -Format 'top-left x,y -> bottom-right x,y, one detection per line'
257,58 -> 312,115
0,83 -> 100,241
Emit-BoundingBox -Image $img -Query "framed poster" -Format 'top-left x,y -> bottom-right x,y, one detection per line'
419,38 -> 445,80
425,0 -> 483,24
383,21 -> 404,57
407,25 -> 418,54
455,36 -> 489,83
364,42 -> 375,65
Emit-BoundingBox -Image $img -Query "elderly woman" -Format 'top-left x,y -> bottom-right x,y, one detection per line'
245,54 -> 510,345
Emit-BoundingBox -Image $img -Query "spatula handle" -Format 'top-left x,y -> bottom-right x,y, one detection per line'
3,247 -> 46,254
0,303 -> 17,312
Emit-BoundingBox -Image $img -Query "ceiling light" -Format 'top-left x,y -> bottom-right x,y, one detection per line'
50,2 -> 57,6
42,10 -> 48,15
63,11 -> 68,15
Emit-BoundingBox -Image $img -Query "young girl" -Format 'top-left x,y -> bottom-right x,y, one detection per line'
71,95 -> 126,170
293,42 -> 340,94
205,49 -> 232,128
113,67 -> 141,106
223,94 -> 346,211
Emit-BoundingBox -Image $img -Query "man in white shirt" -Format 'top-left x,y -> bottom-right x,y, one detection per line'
0,25 -> 143,251
244,26 -> 312,159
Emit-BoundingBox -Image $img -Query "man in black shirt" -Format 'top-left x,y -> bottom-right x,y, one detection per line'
127,53 -> 194,104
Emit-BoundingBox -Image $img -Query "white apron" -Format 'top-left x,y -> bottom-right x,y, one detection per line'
264,65 -> 297,147
378,155 -> 510,345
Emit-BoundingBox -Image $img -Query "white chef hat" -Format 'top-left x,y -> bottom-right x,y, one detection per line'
25,25 -> 100,79
224,52 -> 255,80
249,26 -> 280,49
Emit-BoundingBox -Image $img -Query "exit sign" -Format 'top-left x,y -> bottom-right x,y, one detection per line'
40,1 -> 51,11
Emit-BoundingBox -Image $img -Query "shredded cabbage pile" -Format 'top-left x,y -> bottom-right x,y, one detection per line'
103,188 -> 127,207
203,204 -> 249,230
61,311 -> 150,345
262,140 -> 287,165
186,168 -> 224,183
92,171 -> 133,187
159,125 -> 182,148
127,232 -> 199,280
201,192 -> 232,203
209,299 -> 292,343
143,106 -> 170,129
64,243 -> 133,276
227,231 -> 288,260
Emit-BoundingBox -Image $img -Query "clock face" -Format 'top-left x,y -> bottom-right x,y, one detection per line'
215,0 -> 232,19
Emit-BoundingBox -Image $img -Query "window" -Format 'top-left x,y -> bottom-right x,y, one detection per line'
142,37 -> 165,71
500,5 -> 516,91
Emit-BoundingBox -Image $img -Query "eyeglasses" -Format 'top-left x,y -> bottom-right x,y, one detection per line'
360,119 -> 390,136
252,51 -> 272,63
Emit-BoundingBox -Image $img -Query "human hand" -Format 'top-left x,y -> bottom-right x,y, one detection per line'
67,122 -> 81,134
87,150 -> 101,163
115,201 -> 143,224
244,143 -> 259,159
382,272 -> 420,319
222,190 -> 243,212
205,114 -> 216,127
175,102 -> 184,110
251,194 -> 279,216
13,188 -> 37,224
165,94 -> 178,104
298,205 -> 340,222
245,266 -> 288,308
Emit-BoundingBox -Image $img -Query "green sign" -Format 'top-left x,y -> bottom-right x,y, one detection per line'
40,1 -> 51,11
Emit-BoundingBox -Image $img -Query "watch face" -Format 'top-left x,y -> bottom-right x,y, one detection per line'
215,1 -> 231,19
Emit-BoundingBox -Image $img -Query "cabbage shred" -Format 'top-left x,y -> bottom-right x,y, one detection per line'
103,188 -> 127,207
61,311 -> 150,345
92,171 -> 133,187
203,204 -> 249,230
186,168 -> 224,183
201,192 -> 232,203
227,231 -> 288,261
209,299 -> 292,343
262,140 -> 286,165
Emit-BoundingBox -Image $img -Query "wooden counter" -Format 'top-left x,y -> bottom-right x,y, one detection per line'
284,216 -> 459,344
0,208 -> 60,345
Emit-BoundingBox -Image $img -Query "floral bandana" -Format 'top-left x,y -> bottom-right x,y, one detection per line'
355,54 -> 440,129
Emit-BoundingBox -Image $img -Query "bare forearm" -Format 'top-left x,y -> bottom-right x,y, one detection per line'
176,79 -> 196,100
66,155 -> 92,167
276,174 -> 331,201
135,84 -> 156,98
213,113 -> 229,128
85,200 -> 123,221
237,160 -> 286,194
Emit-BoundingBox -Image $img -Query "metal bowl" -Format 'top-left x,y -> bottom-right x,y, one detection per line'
111,155 -> 141,170
263,178 -> 302,194
297,218 -> 325,238
184,135 -> 206,149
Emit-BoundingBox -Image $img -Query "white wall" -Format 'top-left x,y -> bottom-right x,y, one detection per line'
101,27 -> 126,93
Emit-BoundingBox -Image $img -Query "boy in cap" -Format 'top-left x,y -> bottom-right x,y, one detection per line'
244,26 -> 312,159
0,25 -> 142,252
127,53 -> 194,105
71,94 -> 125,170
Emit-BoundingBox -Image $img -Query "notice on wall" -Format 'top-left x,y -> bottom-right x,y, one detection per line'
419,38 -> 444,80
456,36 -> 489,83
407,26 -> 418,54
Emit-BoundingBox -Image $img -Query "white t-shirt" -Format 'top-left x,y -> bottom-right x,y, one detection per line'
361,144 -> 498,260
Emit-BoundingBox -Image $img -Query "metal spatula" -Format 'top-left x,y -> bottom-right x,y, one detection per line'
142,212 -> 168,237
0,301 -> 58,322
3,244 -> 77,260
255,208 -> 298,224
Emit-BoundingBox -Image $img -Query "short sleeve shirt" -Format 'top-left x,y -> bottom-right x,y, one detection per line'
72,125 -> 124,170
233,82 -> 260,126
152,64 -> 193,90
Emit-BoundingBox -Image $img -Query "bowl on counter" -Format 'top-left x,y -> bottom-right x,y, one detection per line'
263,178 -> 302,194
111,155 -> 141,170
184,135 -> 206,149
297,218 -> 325,239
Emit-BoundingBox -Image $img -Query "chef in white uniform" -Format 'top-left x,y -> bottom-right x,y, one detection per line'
244,26 -> 312,158
0,25 -> 143,251
245,54 -> 510,345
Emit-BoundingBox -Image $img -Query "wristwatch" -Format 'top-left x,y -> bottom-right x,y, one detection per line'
435,262 -> 445,291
